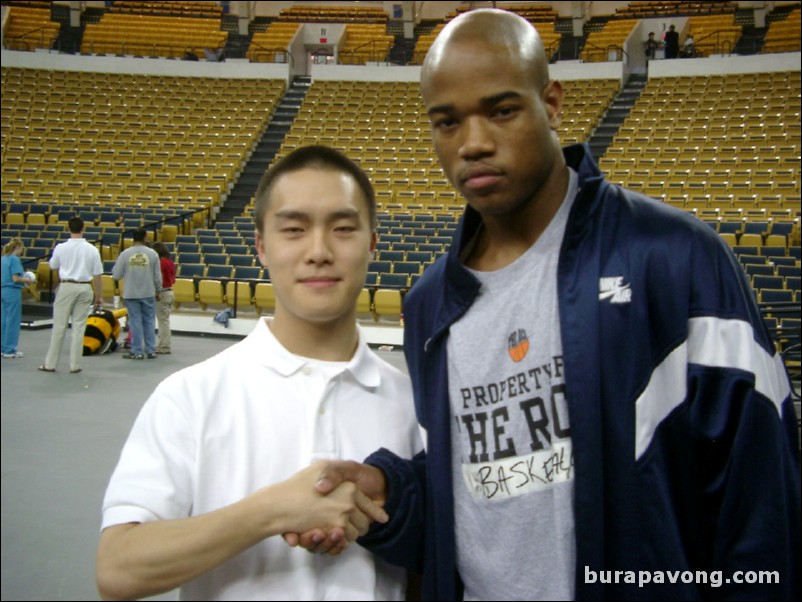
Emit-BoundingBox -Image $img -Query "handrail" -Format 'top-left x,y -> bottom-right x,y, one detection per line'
4,26 -> 52,51
761,301 -> 801,386
580,40 -> 629,62
338,39 -> 390,64
546,37 -> 561,62
691,29 -> 736,56
83,39 -> 225,58
247,43 -> 294,65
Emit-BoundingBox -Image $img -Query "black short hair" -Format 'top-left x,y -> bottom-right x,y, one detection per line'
68,216 -> 84,234
132,227 -> 147,243
253,145 -> 376,234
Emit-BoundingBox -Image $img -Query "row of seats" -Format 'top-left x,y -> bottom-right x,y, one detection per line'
581,19 -> 639,62
2,68 -> 286,212
763,8 -> 801,54
600,71 -> 800,213
110,1 -> 223,18
410,7 -> 561,65
81,12 -> 227,58
615,1 -> 737,18
686,14 -> 743,57
278,5 -> 388,24
273,78 -> 619,208
3,6 -> 59,52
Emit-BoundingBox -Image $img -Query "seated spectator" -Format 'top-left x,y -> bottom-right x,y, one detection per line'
681,33 -> 695,58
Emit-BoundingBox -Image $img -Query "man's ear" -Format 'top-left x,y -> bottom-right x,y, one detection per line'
255,231 -> 269,268
369,231 -> 378,257
542,79 -> 564,131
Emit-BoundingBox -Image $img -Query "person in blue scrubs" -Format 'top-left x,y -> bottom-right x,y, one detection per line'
1,238 -> 35,358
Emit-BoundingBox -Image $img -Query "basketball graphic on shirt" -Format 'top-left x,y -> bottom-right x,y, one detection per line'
507,328 -> 529,362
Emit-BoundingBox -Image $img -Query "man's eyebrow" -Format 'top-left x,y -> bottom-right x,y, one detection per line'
273,208 -> 361,221
427,91 -> 523,116
273,209 -> 309,221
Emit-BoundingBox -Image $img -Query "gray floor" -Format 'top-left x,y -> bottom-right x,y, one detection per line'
1,322 -> 408,601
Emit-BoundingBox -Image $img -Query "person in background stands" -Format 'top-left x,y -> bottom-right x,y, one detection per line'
152,242 -> 175,355
645,31 -> 660,60
1,238 -> 36,359
39,216 -> 103,374
681,32 -> 695,58
112,228 -> 161,360
96,145 -> 422,601
292,10 -> 800,601
664,24 -> 680,59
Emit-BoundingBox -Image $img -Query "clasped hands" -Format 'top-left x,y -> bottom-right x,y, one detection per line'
281,460 -> 386,556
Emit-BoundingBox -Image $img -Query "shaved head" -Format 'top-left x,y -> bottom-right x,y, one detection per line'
422,9 -> 550,97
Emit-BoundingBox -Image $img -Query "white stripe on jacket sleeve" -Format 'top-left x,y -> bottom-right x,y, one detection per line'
635,317 -> 790,460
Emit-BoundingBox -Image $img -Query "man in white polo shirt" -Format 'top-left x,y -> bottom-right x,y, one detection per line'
39,215 -> 103,374
96,146 -> 423,601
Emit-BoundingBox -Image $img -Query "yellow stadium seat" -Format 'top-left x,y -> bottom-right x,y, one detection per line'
357,288 -> 374,321
253,282 -> 276,316
172,278 -> 198,309
225,280 -> 255,312
373,288 -> 402,323
198,279 -> 226,311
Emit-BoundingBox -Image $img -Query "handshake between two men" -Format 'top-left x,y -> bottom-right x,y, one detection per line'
282,459 -> 388,556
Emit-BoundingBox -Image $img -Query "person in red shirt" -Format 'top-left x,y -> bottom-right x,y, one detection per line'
152,242 -> 175,354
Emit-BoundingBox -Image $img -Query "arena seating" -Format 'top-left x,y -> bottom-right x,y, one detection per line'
2,3 -> 800,327
686,13 -> 742,57
581,19 -> 639,62
81,12 -> 226,58
2,4 -> 60,52
410,6 -> 560,65
762,7 -> 802,54
614,1 -> 738,19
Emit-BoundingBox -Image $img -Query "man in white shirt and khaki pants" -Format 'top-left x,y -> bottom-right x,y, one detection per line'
39,215 -> 103,374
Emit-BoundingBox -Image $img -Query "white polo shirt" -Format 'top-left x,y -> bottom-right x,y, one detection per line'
102,318 -> 422,601
49,237 -> 102,281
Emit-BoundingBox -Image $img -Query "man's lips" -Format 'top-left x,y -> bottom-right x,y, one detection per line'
460,166 -> 503,191
299,277 -> 340,289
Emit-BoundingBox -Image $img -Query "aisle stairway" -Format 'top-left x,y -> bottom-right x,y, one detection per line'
216,76 -> 311,223
587,73 -> 648,160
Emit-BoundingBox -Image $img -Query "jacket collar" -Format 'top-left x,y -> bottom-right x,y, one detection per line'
444,143 -> 605,293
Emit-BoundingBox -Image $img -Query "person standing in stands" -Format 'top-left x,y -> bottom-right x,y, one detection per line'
645,31 -> 660,60
112,228 -> 161,360
39,216 -> 103,374
1,238 -> 36,359
291,10 -> 800,601
96,145 -> 423,601
152,242 -> 175,355
664,24 -> 680,59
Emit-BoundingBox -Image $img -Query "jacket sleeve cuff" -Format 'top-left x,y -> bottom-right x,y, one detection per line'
357,448 -> 424,559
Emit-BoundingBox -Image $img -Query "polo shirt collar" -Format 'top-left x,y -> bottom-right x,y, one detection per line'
249,318 -> 381,388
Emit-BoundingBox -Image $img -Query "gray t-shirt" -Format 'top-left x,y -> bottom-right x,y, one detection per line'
112,244 -> 162,300
447,168 -> 578,601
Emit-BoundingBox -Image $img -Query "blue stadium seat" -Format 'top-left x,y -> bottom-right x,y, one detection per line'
378,273 -> 408,288
177,263 -> 205,278
205,264 -> 233,279
232,266 -> 262,281
228,254 -> 255,267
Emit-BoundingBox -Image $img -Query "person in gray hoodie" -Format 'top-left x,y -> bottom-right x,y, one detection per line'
112,228 -> 161,360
